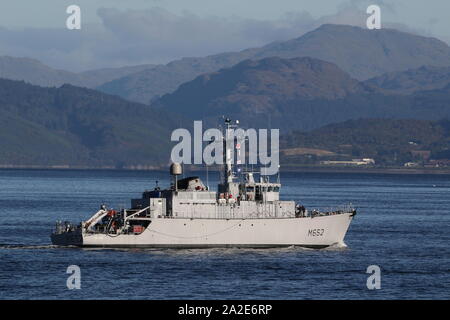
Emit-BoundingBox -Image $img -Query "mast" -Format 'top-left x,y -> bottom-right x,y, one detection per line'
223,118 -> 234,185
222,117 -> 241,187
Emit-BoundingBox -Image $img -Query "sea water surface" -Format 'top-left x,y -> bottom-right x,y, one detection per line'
0,169 -> 448,299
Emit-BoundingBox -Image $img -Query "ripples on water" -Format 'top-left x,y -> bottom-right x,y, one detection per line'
0,169 -> 449,299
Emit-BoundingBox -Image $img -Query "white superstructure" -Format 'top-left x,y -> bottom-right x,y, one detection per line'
51,119 -> 356,248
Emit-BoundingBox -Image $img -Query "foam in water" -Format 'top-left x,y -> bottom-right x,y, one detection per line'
0,244 -> 67,250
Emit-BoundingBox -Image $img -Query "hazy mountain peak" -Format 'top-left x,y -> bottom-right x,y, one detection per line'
98,24 -> 450,104
152,56 -> 372,125
0,55 -> 156,89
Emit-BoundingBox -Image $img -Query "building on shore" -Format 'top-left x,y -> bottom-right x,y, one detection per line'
320,158 -> 375,166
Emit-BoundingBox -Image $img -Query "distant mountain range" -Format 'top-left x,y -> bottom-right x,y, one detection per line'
1,77 -> 448,168
98,24 -> 450,103
0,56 -> 155,88
2,24 -> 450,104
152,56 -> 376,128
0,79 -> 179,168
2,23 -> 450,168
152,55 -> 450,131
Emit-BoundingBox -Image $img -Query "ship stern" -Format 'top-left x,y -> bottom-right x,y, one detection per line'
50,222 -> 83,246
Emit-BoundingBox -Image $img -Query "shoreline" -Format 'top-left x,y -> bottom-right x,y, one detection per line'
1,164 -> 450,175
279,166 -> 450,175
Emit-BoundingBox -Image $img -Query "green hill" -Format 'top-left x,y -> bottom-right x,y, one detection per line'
281,119 -> 450,166
0,79 -> 179,168
2,79 -> 450,169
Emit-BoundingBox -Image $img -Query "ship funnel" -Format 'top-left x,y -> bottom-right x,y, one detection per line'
170,163 -> 182,176
170,163 -> 182,191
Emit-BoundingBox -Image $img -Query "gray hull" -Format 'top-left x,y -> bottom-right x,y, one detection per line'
51,213 -> 353,249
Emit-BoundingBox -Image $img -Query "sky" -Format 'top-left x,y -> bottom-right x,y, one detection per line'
0,0 -> 449,72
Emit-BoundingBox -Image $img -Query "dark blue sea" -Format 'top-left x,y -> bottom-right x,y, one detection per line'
0,169 -> 448,299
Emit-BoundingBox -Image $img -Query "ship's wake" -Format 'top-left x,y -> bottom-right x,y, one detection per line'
0,244 -> 74,250
323,241 -> 348,251
0,243 -> 349,252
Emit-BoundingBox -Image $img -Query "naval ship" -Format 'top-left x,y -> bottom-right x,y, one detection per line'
51,119 -> 356,248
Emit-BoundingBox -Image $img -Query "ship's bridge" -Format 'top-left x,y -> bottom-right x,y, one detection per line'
242,182 -> 280,202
